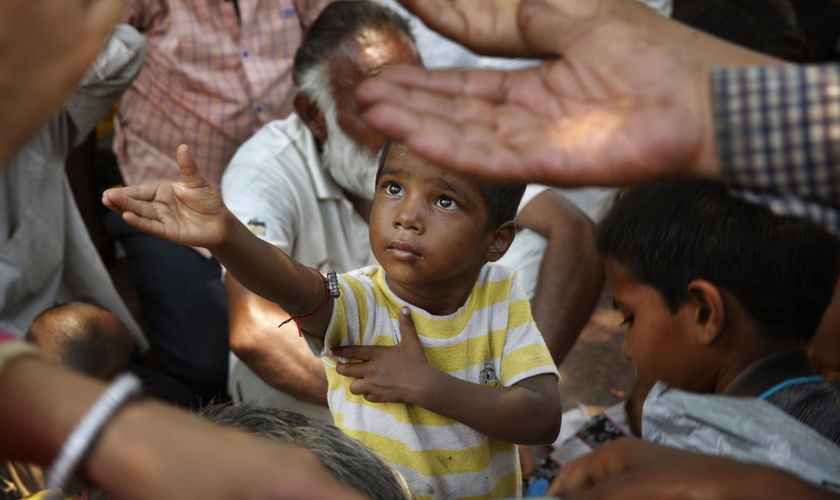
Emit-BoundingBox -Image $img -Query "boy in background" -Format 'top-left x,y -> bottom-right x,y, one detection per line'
103,141 -> 562,499
545,180 -> 840,495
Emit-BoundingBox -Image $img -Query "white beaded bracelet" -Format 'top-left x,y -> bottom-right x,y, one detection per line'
46,373 -> 143,499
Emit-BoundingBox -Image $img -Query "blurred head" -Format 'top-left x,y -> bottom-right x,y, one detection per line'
27,302 -> 134,380
293,0 -> 420,200
199,404 -> 415,500
672,0 -> 810,62
369,141 -> 524,291
598,180 -> 839,391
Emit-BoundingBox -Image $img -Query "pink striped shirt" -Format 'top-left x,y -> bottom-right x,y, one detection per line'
115,0 -> 330,189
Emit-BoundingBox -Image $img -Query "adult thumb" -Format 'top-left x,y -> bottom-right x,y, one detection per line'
516,0 -> 602,58
398,307 -> 420,345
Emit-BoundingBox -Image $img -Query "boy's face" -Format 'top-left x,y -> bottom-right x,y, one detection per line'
369,146 -> 496,292
606,258 -> 711,393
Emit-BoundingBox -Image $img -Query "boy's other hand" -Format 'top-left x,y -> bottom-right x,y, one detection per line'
332,307 -> 434,404
102,144 -> 230,249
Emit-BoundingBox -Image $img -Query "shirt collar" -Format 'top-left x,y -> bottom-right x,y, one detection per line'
723,348 -> 817,397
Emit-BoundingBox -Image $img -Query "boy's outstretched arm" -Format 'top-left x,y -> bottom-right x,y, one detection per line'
332,308 -> 563,445
102,145 -> 334,336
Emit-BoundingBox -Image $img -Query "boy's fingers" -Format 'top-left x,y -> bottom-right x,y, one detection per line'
122,210 -> 165,237
335,361 -> 365,379
330,346 -> 375,362
176,144 -> 207,189
398,307 -> 420,344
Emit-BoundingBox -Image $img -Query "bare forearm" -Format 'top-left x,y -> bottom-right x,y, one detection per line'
532,228 -> 604,364
0,356 -> 105,463
227,278 -> 329,407
213,211 -> 326,318
414,372 -> 562,445
518,191 -> 604,364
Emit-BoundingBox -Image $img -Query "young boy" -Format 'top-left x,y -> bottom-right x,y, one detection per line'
103,142 -> 562,499
592,180 -> 840,484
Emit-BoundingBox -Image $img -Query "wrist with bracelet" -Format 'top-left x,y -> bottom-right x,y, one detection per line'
45,373 -> 143,500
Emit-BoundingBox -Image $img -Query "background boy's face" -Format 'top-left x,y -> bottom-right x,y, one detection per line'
369,146 -> 494,290
606,258 -> 710,392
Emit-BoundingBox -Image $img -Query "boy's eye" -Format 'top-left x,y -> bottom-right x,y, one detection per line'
619,315 -> 634,327
383,181 -> 403,196
435,196 -> 459,211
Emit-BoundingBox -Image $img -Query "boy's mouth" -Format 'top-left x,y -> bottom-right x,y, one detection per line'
387,241 -> 423,261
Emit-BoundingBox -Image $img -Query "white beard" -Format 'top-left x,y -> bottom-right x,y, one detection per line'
320,107 -> 380,201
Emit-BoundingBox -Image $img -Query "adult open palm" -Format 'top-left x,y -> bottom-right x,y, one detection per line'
394,0 -> 615,57
359,0 -> 720,188
102,145 -> 229,249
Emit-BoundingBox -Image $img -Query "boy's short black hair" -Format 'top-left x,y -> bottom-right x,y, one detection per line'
376,140 -> 525,230
597,180 -> 839,340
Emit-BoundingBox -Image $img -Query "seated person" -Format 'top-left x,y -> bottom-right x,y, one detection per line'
103,140 -> 563,499
586,180 -> 840,489
198,403 -> 414,500
222,0 -> 603,421
27,302 -> 134,381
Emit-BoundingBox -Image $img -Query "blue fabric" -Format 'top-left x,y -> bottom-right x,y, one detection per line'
758,375 -> 825,400
106,212 -> 229,400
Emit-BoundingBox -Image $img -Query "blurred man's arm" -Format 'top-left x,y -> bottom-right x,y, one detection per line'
548,438 -> 839,500
227,275 -> 329,407
0,0 -> 126,165
517,190 -> 604,364
0,354 -> 361,499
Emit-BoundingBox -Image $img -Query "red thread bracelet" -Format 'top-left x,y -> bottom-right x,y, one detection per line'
279,268 -> 329,337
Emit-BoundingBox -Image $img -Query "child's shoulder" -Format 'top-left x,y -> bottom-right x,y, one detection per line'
477,263 -> 523,293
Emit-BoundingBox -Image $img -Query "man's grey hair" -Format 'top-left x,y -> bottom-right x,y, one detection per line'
292,0 -> 416,102
198,404 -> 414,500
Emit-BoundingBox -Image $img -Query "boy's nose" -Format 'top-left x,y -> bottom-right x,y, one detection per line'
394,198 -> 425,232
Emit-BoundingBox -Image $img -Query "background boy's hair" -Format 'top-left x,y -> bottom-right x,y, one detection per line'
597,180 -> 840,340
376,140 -> 526,230
672,0 -> 809,62
198,404 -> 415,500
27,302 -> 134,380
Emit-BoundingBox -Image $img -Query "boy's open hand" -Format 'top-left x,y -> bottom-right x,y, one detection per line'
102,144 -> 229,249
332,307 -> 434,404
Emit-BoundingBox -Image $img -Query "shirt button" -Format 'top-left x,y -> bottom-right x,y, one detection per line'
256,105 -> 264,113
243,50 -> 249,57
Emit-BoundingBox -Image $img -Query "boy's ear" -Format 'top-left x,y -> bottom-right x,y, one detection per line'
294,95 -> 327,143
484,221 -> 517,262
686,279 -> 725,346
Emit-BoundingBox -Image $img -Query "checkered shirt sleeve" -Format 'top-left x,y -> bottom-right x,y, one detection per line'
713,64 -> 840,234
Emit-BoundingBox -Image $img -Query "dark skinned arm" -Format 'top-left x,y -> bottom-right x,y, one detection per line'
226,275 -> 329,407
517,190 -> 604,364
549,438 -> 840,500
103,145 -> 336,338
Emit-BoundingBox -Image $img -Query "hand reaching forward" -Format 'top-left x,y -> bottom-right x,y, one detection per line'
332,307 -> 433,404
359,0 -> 721,188
102,144 -> 231,249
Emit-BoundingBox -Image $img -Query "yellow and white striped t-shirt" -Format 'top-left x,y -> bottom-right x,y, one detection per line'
305,264 -> 559,500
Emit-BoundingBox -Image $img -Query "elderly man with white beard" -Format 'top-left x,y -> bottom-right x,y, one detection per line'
221,0 -> 604,419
